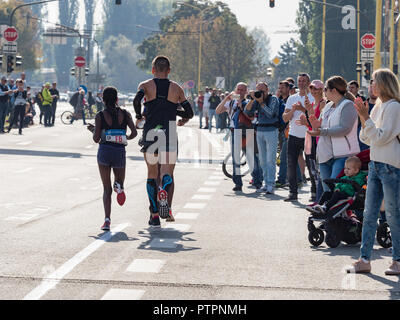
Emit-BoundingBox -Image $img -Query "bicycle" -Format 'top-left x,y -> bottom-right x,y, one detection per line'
221,129 -> 251,179
61,105 -> 97,125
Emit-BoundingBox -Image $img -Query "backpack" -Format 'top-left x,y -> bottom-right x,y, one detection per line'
69,92 -> 79,107
277,97 -> 287,132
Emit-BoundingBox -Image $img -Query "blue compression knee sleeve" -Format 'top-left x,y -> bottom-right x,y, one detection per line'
146,179 -> 158,213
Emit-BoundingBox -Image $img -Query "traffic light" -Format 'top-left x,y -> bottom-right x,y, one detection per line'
116,0 -> 121,4
70,67 -> 76,76
363,62 -> 372,81
269,0 -> 275,8
85,67 -> 90,76
7,55 -> 14,74
0,55 -> 2,68
16,55 -> 22,68
267,67 -> 273,77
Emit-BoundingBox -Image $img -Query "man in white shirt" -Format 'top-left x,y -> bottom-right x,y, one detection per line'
282,73 -> 314,201
203,87 -> 211,129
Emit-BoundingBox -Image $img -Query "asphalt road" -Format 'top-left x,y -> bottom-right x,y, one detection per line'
0,102 -> 399,300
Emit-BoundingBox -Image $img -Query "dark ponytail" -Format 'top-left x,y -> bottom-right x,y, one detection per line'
102,86 -> 118,114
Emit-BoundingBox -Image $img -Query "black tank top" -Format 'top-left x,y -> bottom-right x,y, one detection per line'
143,79 -> 178,135
99,108 -> 128,147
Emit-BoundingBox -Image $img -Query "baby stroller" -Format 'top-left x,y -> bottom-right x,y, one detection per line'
307,150 -> 392,248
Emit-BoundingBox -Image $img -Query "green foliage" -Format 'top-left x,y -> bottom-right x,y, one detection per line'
0,0 -> 40,71
295,0 -> 376,82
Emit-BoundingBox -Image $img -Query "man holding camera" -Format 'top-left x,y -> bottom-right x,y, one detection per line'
282,73 -> 314,202
245,82 -> 280,194
216,82 -> 262,192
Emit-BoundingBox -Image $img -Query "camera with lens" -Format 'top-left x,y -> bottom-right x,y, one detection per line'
246,90 -> 263,100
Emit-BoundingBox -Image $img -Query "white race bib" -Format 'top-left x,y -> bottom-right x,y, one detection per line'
105,129 -> 127,145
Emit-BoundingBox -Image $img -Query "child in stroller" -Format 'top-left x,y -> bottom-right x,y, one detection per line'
307,154 -> 369,248
307,157 -> 367,218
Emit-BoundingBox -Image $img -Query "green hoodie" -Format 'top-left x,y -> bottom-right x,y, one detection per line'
335,171 -> 367,197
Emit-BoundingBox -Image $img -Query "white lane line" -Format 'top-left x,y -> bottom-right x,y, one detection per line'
23,223 -> 130,300
58,156 -> 74,161
197,187 -> 216,193
164,223 -> 191,232
146,238 -> 180,249
101,289 -> 145,300
208,176 -> 224,180
5,213 -> 39,221
192,194 -> 212,200
85,145 -> 94,149
184,203 -> 206,209
126,259 -> 165,273
15,167 -> 34,174
204,181 -> 221,186
16,141 -> 32,146
174,212 -> 199,220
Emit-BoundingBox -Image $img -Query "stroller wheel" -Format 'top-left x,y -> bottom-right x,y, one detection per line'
325,232 -> 341,248
376,222 -> 392,248
308,229 -> 325,247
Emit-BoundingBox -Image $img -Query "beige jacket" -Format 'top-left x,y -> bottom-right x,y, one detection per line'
360,99 -> 400,168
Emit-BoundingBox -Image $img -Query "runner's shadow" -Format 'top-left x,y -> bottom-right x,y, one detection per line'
137,229 -> 201,253
89,232 -> 138,242
363,274 -> 400,300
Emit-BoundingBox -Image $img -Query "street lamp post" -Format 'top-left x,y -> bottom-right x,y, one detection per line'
175,1 -> 216,92
9,0 -> 61,27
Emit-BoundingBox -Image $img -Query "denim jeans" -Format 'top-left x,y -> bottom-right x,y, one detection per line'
277,136 -> 302,184
199,109 -> 203,128
208,109 -> 216,132
319,157 -> 347,192
287,135 -> 305,195
231,129 -> 243,187
361,161 -> 400,262
256,129 -> 279,189
0,101 -> 8,132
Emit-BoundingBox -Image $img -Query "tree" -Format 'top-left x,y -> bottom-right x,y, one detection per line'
54,0 -> 79,86
137,0 -> 257,91
272,38 -> 303,85
101,35 -> 148,91
250,27 -> 272,79
0,0 -> 40,71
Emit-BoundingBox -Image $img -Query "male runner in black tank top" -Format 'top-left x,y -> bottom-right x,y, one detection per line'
133,55 -> 193,228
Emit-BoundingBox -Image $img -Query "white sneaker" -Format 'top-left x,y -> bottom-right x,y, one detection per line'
256,186 -> 267,193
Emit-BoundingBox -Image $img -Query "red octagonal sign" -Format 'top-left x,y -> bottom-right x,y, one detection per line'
74,56 -> 86,68
361,33 -> 376,50
3,27 -> 18,42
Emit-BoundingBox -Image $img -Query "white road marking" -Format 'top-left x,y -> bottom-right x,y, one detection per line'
197,187 -> 216,193
208,176 -> 224,180
58,156 -> 74,161
204,181 -> 221,186
184,203 -> 206,209
126,259 -> 165,273
23,223 -> 130,300
15,167 -> 34,174
101,289 -> 145,300
5,213 -> 39,221
16,141 -> 32,146
164,223 -> 191,232
192,194 -> 212,200
146,238 -> 179,249
85,145 -> 94,149
174,212 -> 199,220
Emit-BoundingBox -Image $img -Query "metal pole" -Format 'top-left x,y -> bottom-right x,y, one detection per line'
9,0 -> 60,26
357,0 -> 361,84
320,0 -> 326,81
198,19 -> 203,92
374,0 -> 383,70
389,0 -> 395,70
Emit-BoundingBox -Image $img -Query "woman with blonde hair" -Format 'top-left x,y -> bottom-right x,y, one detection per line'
346,68 -> 400,275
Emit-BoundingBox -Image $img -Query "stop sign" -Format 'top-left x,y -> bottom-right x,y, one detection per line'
74,56 -> 86,68
361,33 -> 376,50
3,27 -> 18,42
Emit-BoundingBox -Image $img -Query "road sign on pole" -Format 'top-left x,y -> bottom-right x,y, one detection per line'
216,77 -> 225,89
361,49 -> 374,61
361,33 -> 376,50
75,56 -> 86,68
3,27 -> 18,42
2,42 -> 17,54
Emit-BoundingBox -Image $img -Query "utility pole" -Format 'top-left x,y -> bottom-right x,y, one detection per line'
389,0 -> 396,71
320,0 -> 326,81
357,0 -> 360,84
374,0 -> 383,70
